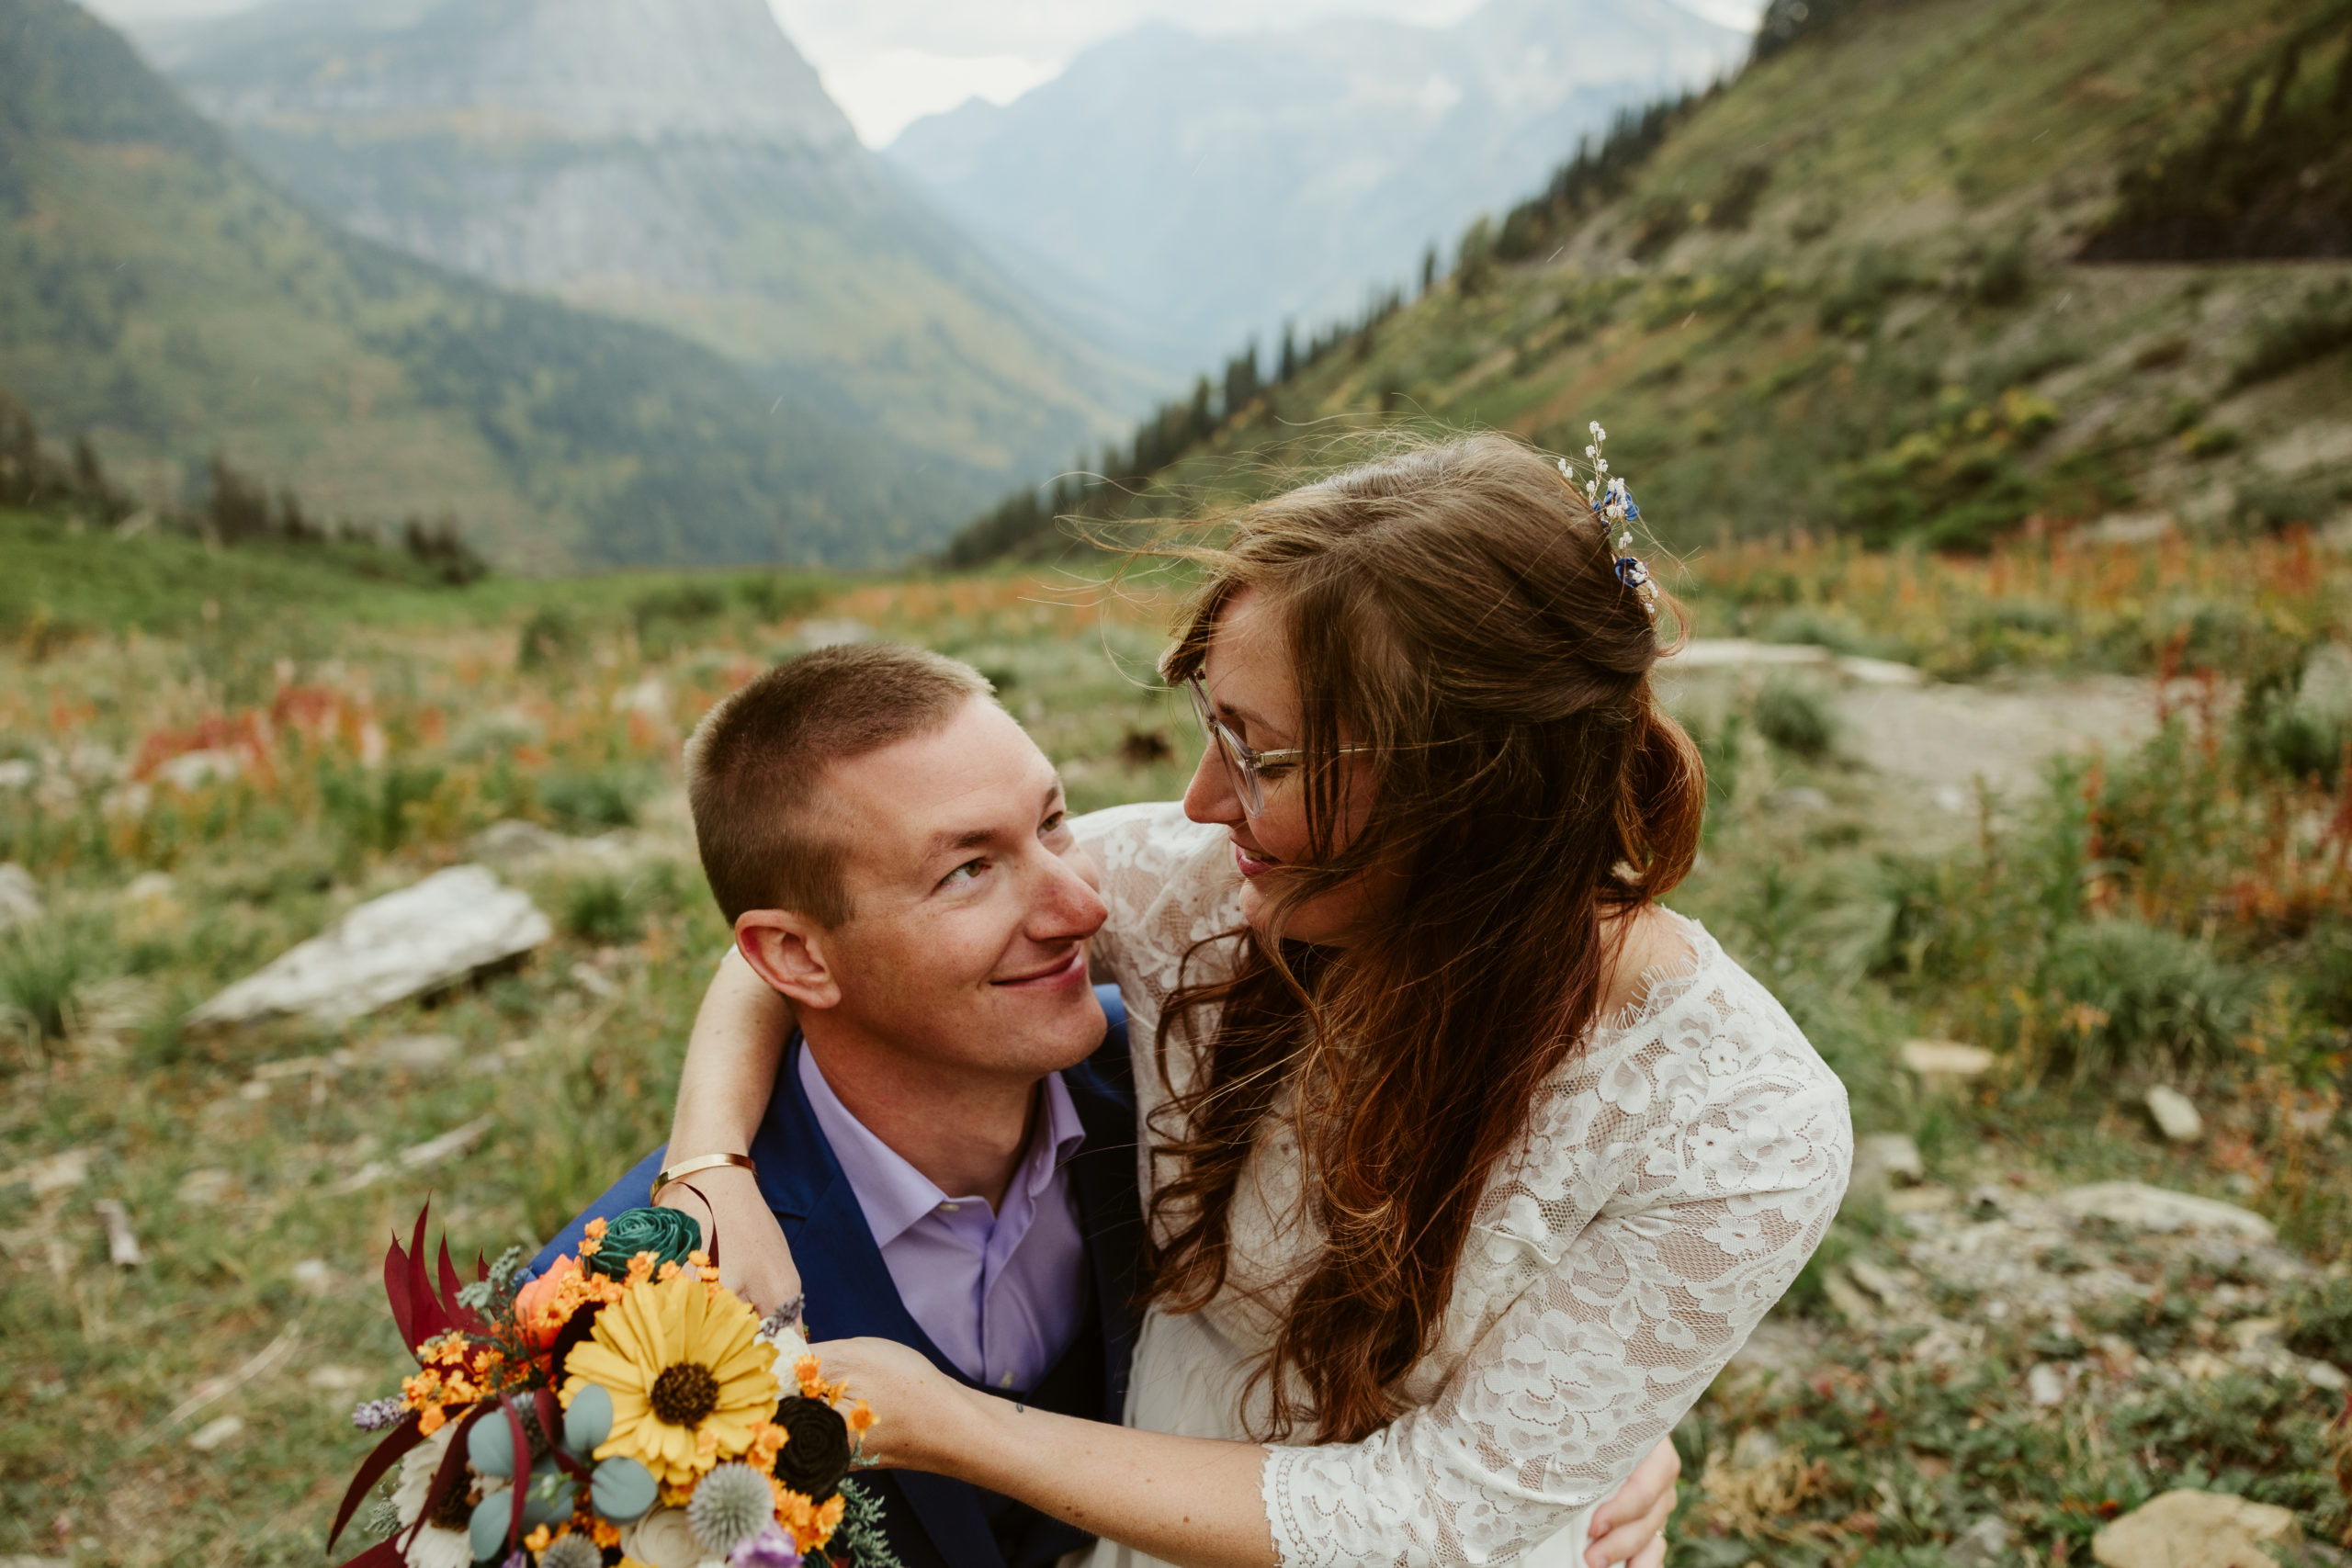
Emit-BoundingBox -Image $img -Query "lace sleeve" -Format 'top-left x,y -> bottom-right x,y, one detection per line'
1073,801 -> 1239,1021
1261,976 -> 1853,1567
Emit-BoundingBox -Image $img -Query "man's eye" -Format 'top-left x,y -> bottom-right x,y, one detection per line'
1041,810 -> 1067,835
940,859 -> 987,888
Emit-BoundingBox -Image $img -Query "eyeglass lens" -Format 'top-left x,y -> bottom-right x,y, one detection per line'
1187,679 -> 1264,816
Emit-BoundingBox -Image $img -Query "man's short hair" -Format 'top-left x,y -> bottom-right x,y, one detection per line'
684,642 -> 991,926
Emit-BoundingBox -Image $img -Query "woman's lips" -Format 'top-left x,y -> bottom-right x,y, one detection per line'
993,946 -> 1088,988
1233,840 -> 1282,878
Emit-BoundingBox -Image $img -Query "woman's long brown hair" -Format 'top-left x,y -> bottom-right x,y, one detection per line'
1143,432 -> 1708,1444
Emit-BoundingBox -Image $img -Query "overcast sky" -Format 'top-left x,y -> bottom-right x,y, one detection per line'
86,0 -> 1769,146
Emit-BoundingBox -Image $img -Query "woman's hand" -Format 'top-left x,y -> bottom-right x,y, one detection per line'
1585,1438 -> 1680,1568
656,1166 -> 800,1317
806,1337 -> 974,1472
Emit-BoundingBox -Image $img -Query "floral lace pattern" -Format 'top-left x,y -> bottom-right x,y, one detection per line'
1077,803 -> 1853,1568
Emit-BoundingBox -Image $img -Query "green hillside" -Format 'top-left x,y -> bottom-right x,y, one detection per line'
956,0 -> 2352,561
0,0 -> 968,570
143,0 -> 1154,491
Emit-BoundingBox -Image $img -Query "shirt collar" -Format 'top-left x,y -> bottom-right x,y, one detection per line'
797,1045 -> 1086,1249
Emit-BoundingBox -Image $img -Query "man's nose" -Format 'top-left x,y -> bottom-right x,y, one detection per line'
1033,844 -> 1108,940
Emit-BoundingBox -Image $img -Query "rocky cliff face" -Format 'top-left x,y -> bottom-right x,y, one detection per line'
164,0 -> 854,145
889,0 -> 1750,372
143,0 -> 1148,487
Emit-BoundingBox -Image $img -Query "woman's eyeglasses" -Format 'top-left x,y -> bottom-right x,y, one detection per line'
1182,674 -> 1368,818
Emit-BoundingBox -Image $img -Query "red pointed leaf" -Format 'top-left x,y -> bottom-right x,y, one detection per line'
333,1535 -> 413,1568
536,1389 -> 589,1480
503,1395 -> 530,1551
401,1404 -> 487,1554
327,1409 -> 423,1550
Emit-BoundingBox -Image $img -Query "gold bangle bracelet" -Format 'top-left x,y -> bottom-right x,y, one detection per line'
651,1152 -> 756,1204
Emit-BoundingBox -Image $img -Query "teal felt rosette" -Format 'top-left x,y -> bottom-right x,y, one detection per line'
585,1205 -> 703,1280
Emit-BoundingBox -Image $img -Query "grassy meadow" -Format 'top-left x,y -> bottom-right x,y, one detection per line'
3,504 -> 2350,1564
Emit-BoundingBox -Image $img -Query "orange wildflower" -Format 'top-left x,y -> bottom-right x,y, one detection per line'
847,1401 -> 876,1438
523,1526 -> 552,1552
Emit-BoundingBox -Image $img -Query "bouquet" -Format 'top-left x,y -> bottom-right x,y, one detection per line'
330,1203 -> 892,1568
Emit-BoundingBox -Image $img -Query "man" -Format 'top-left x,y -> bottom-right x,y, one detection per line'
532,643 -> 1676,1568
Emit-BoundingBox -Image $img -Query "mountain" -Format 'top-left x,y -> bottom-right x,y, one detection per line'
954,0 -> 2352,562
888,0 -> 1750,374
136,0 -> 1156,482
0,0 -> 990,569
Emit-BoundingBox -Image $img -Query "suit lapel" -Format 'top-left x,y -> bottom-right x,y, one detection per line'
1065,998 -> 1145,1424
763,1041 -> 1007,1568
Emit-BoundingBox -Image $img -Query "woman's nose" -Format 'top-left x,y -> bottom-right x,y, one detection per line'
1182,739 -> 1243,826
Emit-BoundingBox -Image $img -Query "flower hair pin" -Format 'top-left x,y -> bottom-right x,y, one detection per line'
1557,421 -> 1658,617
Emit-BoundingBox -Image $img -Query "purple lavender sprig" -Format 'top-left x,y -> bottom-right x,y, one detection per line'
351,1395 -> 407,1432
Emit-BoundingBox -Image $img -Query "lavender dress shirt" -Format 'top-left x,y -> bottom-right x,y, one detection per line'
797,1047 -> 1091,1393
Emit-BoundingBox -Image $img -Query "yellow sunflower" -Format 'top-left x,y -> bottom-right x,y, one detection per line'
561,1270 -> 778,1486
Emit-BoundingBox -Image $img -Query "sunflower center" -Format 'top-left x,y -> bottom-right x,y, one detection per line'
427,1482 -> 478,1532
649,1361 -> 720,1427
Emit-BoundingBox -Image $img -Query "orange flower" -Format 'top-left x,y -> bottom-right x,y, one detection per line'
417,1404 -> 447,1437
847,1402 -> 875,1438
514,1256 -> 585,1348
523,1526 -> 552,1552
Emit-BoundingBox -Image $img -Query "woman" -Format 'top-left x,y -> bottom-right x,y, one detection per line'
663,433 -> 1851,1568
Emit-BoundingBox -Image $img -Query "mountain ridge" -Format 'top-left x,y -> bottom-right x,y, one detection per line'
0,0 -> 962,570
141,0 -> 1159,484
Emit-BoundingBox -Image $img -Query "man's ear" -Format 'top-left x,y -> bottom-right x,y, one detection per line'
734,909 -> 842,1012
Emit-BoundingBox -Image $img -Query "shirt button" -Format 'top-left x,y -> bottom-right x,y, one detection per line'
939,1202 -> 959,1213
1000,1372 -> 1014,1388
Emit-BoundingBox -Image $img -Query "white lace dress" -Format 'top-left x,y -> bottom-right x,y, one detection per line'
1072,803 -> 1852,1568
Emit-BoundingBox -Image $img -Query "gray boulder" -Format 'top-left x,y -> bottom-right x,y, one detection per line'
189,866 -> 549,1027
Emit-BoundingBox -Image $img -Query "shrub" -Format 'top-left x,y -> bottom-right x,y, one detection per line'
2034,919 -> 2258,1077
2232,280 -> 2352,388
537,768 -> 641,830
560,874 -> 641,944
1970,239 -> 2031,308
516,605 -> 582,672
0,914 -> 106,1056
2280,1273 -> 2352,1367
1753,678 -> 1838,759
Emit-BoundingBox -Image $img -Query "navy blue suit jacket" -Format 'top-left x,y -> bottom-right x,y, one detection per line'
527,986 -> 1142,1568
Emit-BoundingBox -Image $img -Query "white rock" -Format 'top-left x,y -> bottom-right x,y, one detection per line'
372,1033 -> 460,1071
2054,1181 -> 2276,1243
1835,654 -> 1926,686
0,863 -> 41,931
291,1258 -> 336,1294
188,866 -> 550,1027
306,1364 -> 367,1392
2143,1086 -> 2205,1143
0,758 -> 38,790
1900,1039 -> 1996,1078
187,1415 -> 246,1452
2026,1362 -> 2068,1407
610,677 -> 668,719
7,1147 -> 91,1197
2306,1359 -> 2349,1393
1852,1133 -> 1926,1192
122,870 -> 177,904
467,818 -> 575,867
176,1168 -> 235,1206
94,1198 -> 142,1267
794,617 -> 872,649
1951,1515 -> 2013,1568
155,748 -> 243,791
2091,1488 -> 2301,1568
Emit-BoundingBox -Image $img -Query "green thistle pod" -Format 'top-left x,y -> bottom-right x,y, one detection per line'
564,1382 -> 614,1455
592,1454 -> 657,1523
